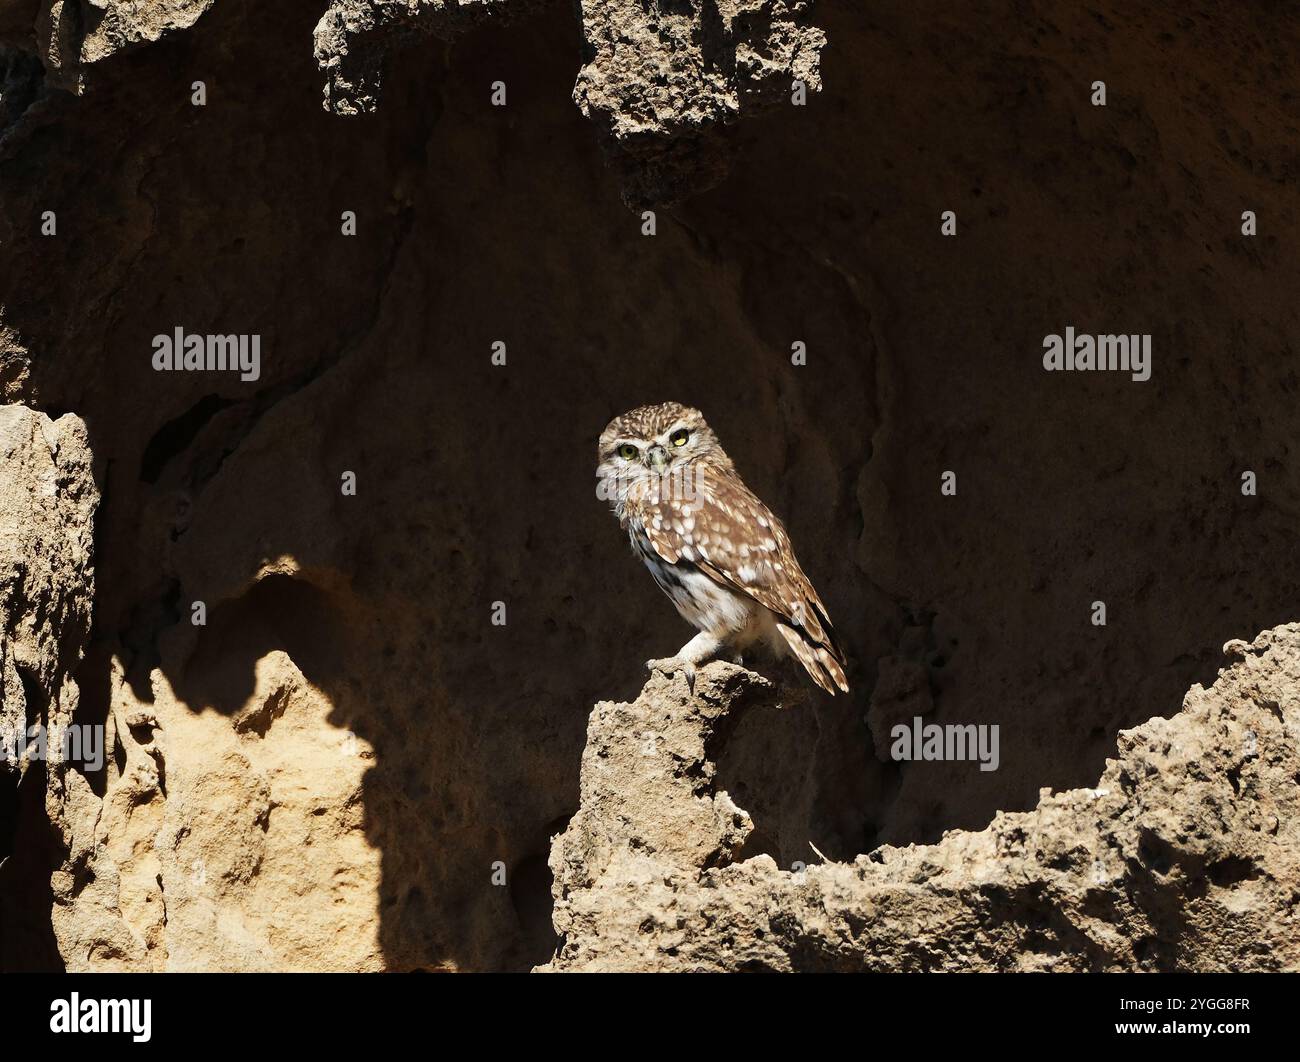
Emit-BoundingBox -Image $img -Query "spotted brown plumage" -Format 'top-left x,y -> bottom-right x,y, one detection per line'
597,403 -> 849,695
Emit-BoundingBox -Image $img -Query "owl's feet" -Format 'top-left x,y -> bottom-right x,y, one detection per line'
645,656 -> 697,695
646,632 -> 733,695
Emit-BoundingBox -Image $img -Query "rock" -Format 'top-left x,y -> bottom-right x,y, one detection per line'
0,405 -> 96,968
542,627 -> 1300,971
46,649 -> 385,970
1,0 -> 1299,974
572,0 -> 825,206
0,404 -> 96,790
865,655 -> 932,760
311,0 -> 824,203
20,0 -> 217,91
313,0 -> 543,117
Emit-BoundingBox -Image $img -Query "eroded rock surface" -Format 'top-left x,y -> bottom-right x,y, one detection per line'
0,0 -> 1298,972
0,405 -> 96,786
6,0 -> 217,91
46,645 -> 385,970
313,0 -> 824,203
0,405 -> 95,968
543,628 -> 1300,971
313,0 -> 544,117
572,0 -> 825,205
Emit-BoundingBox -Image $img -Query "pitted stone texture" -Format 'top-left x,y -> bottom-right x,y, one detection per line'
0,405 -> 96,787
312,0 -> 824,204
20,1 -> 217,91
542,628 -> 1300,972
314,0 -> 544,116
574,0 -> 825,205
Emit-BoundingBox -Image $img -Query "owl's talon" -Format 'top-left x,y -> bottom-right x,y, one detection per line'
645,657 -> 697,694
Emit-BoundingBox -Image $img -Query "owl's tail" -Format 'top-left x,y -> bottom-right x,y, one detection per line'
775,622 -> 850,695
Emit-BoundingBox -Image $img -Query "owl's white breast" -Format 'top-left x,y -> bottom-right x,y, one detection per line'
628,522 -> 762,641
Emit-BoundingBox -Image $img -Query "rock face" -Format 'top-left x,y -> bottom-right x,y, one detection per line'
314,0 -> 541,117
313,0 -> 826,204
544,628 -> 1300,971
0,405 -> 96,967
0,407 -> 95,765
21,0 -> 217,91
0,0 -> 1298,971
46,645 -> 385,970
571,0 -> 826,205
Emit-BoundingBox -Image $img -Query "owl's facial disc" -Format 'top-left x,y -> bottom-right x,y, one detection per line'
644,424 -> 692,471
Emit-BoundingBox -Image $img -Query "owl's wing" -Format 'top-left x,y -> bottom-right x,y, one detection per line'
631,467 -> 849,694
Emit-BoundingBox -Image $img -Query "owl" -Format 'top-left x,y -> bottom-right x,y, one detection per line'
596,402 -> 849,695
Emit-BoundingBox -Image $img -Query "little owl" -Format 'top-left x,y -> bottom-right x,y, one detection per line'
597,402 -> 849,695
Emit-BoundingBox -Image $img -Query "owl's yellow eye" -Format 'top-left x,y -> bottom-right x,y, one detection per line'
670,428 -> 690,447
618,443 -> 639,460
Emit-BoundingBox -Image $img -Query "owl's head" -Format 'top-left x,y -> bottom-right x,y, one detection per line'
597,402 -> 730,502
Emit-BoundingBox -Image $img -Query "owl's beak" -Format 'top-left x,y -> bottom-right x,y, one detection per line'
647,445 -> 669,473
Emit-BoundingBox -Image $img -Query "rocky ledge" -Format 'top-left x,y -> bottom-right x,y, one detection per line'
542,627 -> 1300,971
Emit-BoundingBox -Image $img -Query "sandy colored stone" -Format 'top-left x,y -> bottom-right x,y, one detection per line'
0,405 -> 96,788
543,627 -> 1300,971
573,0 -> 826,205
314,0 -> 542,117
312,0 -> 826,204
47,650 -> 383,970
0,404 -> 96,968
21,0 -> 216,90
1,0 -> 1299,972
